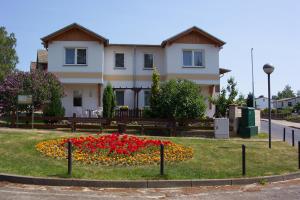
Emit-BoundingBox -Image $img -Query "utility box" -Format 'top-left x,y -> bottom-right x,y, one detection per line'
214,118 -> 229,139
238,107 -> 258,138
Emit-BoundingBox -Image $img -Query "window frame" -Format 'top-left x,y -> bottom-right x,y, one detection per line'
182,49 -> 205,68
64,47 -> 88,66
114,52 -> 125,69
115,90 -> 125,106
143,53 -> 154,70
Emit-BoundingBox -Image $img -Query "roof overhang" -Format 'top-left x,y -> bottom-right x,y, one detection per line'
219,67 -> 231,75
41,23 -> 109,48
161,26 -> 225,47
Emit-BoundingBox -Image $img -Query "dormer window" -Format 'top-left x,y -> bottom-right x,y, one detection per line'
65,48 -> 87,65
183,50 -> 204,67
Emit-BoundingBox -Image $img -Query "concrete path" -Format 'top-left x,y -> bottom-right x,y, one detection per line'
1,179 -> 300,200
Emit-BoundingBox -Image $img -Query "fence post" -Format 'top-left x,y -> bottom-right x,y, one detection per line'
283,128 -> 286,142
68,140 -> 72,176
140,124 -> 144,135
298,141 -> 300,169
242,144 -> 246,176
11,111 -> 16,128
160,143 -> 164,176
292,130 -> 295,146
72,113 -> 76,132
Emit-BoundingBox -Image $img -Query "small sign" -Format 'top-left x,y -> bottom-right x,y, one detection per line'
18,95 -> 32,104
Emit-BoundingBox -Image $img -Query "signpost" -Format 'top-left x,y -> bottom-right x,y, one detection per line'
17,95 -> 33,128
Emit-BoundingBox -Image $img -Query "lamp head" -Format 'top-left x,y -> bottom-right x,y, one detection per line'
263,63 -> 275,74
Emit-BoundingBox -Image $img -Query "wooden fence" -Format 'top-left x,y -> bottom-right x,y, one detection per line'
0,113 -> 214,137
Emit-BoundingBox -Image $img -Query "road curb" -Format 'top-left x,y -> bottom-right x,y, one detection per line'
1,172 -> 300,188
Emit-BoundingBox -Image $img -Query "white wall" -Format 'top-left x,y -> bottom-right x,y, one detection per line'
62,84 -> 98,117
48,41 -> 104,83
164,43 -> 220,85
255,97 -> 273,109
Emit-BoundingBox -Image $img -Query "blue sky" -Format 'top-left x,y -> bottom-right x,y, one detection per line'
1,0 -> 300,97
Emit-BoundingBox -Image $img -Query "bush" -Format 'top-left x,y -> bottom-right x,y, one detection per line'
43,92 -> 65,123
156,79 -> 206,120
103,83 -> 116,118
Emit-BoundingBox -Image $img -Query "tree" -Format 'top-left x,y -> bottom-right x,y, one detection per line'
156,79 -> 206,120
102,83 -> 116,118
226,77 -> 238,105
0,70 -> 64,115
0,27 -> 18,82
211,88 -> 227,117
294,102 -> 300,113
43,91 -> 65,122
236,93 -> 246,106
150,67 -> 160,117
246,92 -> 254,107
276,85 -> 295,99
210,77 -> 239,117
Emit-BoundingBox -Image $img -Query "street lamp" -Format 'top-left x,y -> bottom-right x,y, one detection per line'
263,63 -> 275,149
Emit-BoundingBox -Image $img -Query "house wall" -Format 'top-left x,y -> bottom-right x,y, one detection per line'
255,97 -> 273,110
164,43 -> 220,85
62,84 -> 99,117
48,41 -> 104,83
273,97 -> 300,109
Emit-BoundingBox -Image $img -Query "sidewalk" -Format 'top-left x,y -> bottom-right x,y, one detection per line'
261,119 -> 300,129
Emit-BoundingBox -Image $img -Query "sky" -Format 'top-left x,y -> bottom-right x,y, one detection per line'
1,0 -> 300,97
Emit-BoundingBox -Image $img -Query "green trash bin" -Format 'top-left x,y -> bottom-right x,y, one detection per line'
238,107 -> 258,138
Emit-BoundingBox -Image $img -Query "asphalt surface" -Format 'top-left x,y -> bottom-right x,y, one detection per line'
1,179 -> 300,200
261,120 -> 300,145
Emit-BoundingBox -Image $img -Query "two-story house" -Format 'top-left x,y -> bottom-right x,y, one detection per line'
39,23 -> 229,117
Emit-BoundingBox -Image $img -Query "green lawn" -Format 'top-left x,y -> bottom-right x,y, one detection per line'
0,130 -> 298,180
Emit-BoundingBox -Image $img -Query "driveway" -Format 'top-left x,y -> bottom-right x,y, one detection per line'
1,179 -> 300,200
261,120 -> 300,145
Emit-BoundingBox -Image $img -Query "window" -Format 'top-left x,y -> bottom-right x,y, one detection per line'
183,50 -> 204,67
144,54 -> 153,69
288,102 -> 292,107
73,90 -> 82,107
115,90 -> 125,106
115,53 -> 124,68
183,50 -> 192,66
144,90 -> 151,107
65,48 -> 87,65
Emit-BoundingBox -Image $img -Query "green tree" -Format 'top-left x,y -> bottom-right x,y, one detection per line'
0,70 -> 64,114
0,27 -> 18,82
102,83 -> 116,118
276,85 -> 295,99
294,102 -> 300,113
226,77 -> 238,105
156,79 -> 206,120
43,91 -> 65,123
210,88 -> 228,117
210,77 -> 239,117
150,67 -> 160,116
236,93 -> 246,106
246,92 -> 254,107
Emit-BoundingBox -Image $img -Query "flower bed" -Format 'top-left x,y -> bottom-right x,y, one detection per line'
36,133 -> 193,166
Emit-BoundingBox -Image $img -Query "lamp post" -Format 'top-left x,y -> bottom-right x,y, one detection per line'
263,64 -> 275,149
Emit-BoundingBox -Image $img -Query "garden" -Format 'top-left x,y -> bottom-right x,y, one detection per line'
0,130 -> 298,180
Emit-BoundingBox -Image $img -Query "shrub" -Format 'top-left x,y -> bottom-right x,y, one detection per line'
103,83 -> 116,118
156,79 -> 206,120
43,92 -> 65,123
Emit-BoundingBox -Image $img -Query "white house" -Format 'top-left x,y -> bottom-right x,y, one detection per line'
273,97 -> 300,109
255,96 -> 274,110
39,23 -> 229,117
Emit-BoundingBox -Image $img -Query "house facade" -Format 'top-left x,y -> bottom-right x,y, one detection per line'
40,23 -> 229,117
273,96 -> 300,109
255,95 -> 274,110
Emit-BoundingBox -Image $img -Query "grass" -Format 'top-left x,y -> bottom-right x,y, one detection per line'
0,129 -> 298,180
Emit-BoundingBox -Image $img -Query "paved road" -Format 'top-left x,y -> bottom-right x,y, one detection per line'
1,179 -> 300,200
261,120 -> 300,145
